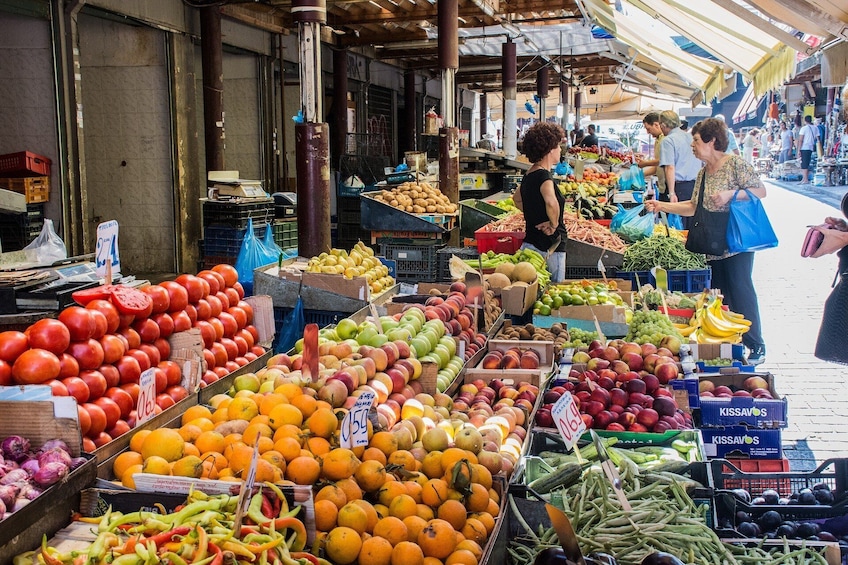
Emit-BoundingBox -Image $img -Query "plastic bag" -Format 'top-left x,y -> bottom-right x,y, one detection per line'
261,223 -> 283,258
554,161 -> 573,176
24,219 -> 67,265
616,164 -> 645,192
611,204 -> 654,242
610,204 -> 640,231
666,213 -> 684,231
234,218 -> 278,295
274,296 -> 305,354
726,189 -> 778,253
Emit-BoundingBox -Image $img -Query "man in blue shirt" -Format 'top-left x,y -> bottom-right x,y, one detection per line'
659,111 -> 702,229
715,114 -> 740,155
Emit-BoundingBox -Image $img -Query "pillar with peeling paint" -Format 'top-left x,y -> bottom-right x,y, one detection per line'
438,0 -> 460,232
502,39 -> 517,159
201,6 -> 224,173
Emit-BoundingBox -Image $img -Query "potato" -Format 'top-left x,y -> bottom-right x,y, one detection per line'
214,420 -> 250,435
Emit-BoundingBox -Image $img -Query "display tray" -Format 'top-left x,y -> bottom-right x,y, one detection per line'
360,191 -> 456,233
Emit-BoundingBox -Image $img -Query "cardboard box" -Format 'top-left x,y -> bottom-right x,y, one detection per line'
464,366 -> 546,388
689,342 -> 746,362
501,279 -> 539,316
700,426 -> 782,459
695,372 -> 787,429
486,339 -> 555,366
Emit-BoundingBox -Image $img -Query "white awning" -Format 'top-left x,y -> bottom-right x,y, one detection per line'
588,95 -> 680,120
731,82 -> 760,124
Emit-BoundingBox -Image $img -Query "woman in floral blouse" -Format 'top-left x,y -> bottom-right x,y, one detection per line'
645,118 -> 768,365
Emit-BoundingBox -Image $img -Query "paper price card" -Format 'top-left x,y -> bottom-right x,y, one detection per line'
136,368 -> 157,424
551,391 -> 586,451
95,220 -> 120,277
340,391 -> 375,448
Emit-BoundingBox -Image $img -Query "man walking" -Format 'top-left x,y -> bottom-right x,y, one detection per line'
659,111 -> 702,228
797,115 -> 818,185
778,121 -> 793,164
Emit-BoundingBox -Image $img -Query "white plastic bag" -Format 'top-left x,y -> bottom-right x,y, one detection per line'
24,219 -> 67,264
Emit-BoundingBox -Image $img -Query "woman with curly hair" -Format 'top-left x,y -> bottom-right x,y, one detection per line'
513,122 -> 567,281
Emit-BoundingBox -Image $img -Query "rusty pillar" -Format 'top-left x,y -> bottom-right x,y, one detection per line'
200,6 -> 224,173
502,40 -> 517,158
574,89 -> 582,130
560,77 -> 569,134
404,71 -> 417,153
438,0 -> 458,127
332,49 -> 348,161
479,93 -> 487,138
537,66 -> 549,120
296,123 -> 331,257
439,127 -> 459,246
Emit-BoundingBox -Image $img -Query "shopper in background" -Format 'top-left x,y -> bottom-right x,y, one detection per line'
680,119 -> 689,132
572,128 -> 585,147
798,114 -> 818,185
778,121 -> 794,163
513,122 -> 567,282
759,128 -> 771,156
742,129 -> 759,165
659,111 -> 702,227
576,124 -> 599,148
715,114 -> 740,155
637,113 -> 667,200
813,194 -> 848,365
645,117 -> 768,365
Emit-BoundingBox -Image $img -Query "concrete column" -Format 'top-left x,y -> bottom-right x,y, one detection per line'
404,71 -> 417,153
200,6 -> 225,173
537,67 -> 549,121
332,49 -> 348,161
502,40 -> 517,158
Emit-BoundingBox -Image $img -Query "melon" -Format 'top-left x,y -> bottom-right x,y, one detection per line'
494,263 -> 515,279
511,262 -> 538,283
485,273 -> 511,290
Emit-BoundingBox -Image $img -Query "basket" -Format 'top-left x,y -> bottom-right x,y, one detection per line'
475,229 -> 525,254
379,240 -> 442,283
0,151 -> 51,177
0,177 -> 50,203
436,246 -> 480,281
203,224 -> 267,258
0,204 -> 45,251
564,264 -> 617,280
202,199 -> 275,229
617,268 -> 712,292
705,458 -> 848,500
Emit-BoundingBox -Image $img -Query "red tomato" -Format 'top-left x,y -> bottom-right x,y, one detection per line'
106,420 -> 131,439
236,301 -> 254,324
184,304 -> 198,325
0,331 -> 29,363
195,321 -> 216,349
210,343 -> 228,368
128,349 -> 151,372
139,344 -> 161,367
153,338 -> 170,362
68,339 -> 105,370
232,282 -> 245,300
218,312 -> 238,339
100,334 -> 127,365
215,291 -> 231,310
250,345 -> 266,357
89,309 -> 108,340
99,364 -> 121,388
206,295 -> 223,318
120,382 -> 140,404
116,355 -> 141,384
172,311 -> 192,333
118,327 -> 141,350
224,361 -> 240,373
243,352 -> 259,362
212,264 -> 239,287
58,353 -> 80,379
203,349 -> 216,369
118,313 -> 135,329
233,336 -> 249,357
197,278 -> 211,299
220,338 -> 239,362
155,394 -> 176,410
105,387 -> 134,419
82,437 -> 96,453
86,299 -> 120,334
26,319 -> 71,356
246,326 -> 260,344
46,379 -> 68,396
79,369 -> 108,399
213,366 -> 229,378
227,307 -> 248,330
154,367 -> 168,394
132,318 -> 160,343
12,348 -> 61,384
175,274 -> 206,303
234,357 -> 250,367
77,404 -> 91,436
92,431 -> 112,448
59,307 -> 97,341
142,285 -> 171,315
208,318 -> 225,341
72,286 -> 112,306
236,328 -> 255,350
160,281 -> 189,313
195,299 -> 212,321
159,360 -> 182,387
151,313 -> 175,338
224,288 -> 241,310
93,396 -> 121,429
166,385 -> 190,403
0,360 -> 11,386
83,403 -> 107,438
201,370 -> 219,385
110,286 -> 153,318
198,270 -> 226,295
62,376 -> 90,403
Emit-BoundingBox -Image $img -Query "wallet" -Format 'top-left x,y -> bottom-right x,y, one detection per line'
801,225 -> 826,258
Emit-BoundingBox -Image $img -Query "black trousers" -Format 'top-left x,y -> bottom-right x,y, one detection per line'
709,252 -> 764,350
674,180 -> 696,229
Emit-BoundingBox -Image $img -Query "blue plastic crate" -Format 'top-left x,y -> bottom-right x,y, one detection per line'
617,268 -> 711,292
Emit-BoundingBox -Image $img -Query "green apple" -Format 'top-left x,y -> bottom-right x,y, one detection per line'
386,327 -> 413,343
336,318 -> 359,340
433,344 -> 452,369
368,333 -> 389,347
411,337 -> 432,358
319,329 -> 339,342
438,336 -> 457,357
356,327 -> 378,346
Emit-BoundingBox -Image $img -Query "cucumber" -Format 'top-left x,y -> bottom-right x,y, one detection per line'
527,462 -> 588,494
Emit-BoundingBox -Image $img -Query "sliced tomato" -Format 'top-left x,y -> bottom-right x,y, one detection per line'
72,286 -> 113,306
109,286 -> 153,318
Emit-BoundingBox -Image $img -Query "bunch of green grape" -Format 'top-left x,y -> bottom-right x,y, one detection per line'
702,358 -> 734,366
625,310 -> 683,346
564,328 -> 599,348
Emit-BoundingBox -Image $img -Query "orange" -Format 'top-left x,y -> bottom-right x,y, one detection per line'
200,451 -> 228,471
211,407 -> 229,423
129,429 -> 150,454
315,484 -> 348,509
314,499 -> 339,532
416,504 -> 435,521
388,494 -> 417,520
469,512 -> 494,536
195,431 -> 226,455
291,394 -> 318,419
471,464 -> 492,490
373,516 -> 408,546
362,447 -> 388,466
181,405 -> 213,425
249,415 -> 272,428
377,480 -> 407,507
186,417 -> 215,432
259,393 -> 288,416
121,463 -> 143,489
227,396 -> 259,421
374,503 -> 390,519
444,460 -> 473,492
423,558 -> 443,565
285,456 -> 321,484
255,436 -> 275,454
142,455 -> 172,476
269,403 -> 303,429
242,423 -> 274,447
112,451 -> 143,481
437,500 -> 467,531
336,477 -> 364,503
455,540 -> 483,560
404,481 -> 423,503
178,424 -> 205,445
352,499 -> 379,533
222,433 -> 244,449
200,460 -> 219,479
337,502 -> 369,535
224,442 -> 255,475
465,484 -> 490,513
306,436 -> 331,456
274,436 -> 303,462
321,448 -> 360,481
460,519 -> 486,545
486,498 -> 499,517
402,516 -> 428,543
273,424 -> 304,443
445,549 -> 478,565
275,382 -> 303,401
325,526 -> 362,565
391,541 -> 424,565
261,450 -> 286,470
183,443 -> 200,457
370,432 -> 398,457
172,455 -> 204,478
440,448 -> 476,473
307,408 -> 339,439
421,479 -> 449,508
359,536 -> 393,565
140,429 -> 185,463
421,451 -> 444,479
388,450 -> 417,472
418,519 -> 457,559
354,459 -> 387,493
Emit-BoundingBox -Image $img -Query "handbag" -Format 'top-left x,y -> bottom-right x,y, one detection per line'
802,224 -> 848,258
726,189 -> 778,253
685,174 -> 729,256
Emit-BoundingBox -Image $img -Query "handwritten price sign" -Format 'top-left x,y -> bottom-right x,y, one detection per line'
340,391 -> 375,448
136,368 -> 157,424
95,220 -> 120,277
551,391 -> 586,451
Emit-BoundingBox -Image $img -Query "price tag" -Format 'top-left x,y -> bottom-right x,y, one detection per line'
234,443 -> 261,531
136,368 -> 157,424
551,391 -> 586,451
369,303 -> 383,333
340,391 -> 375,448
95,220 -> 120,278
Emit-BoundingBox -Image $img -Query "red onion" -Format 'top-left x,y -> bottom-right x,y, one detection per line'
39,439 -> 70,454
38,448 -> 72,469
69,457 -> 87,470
0,498 -> 5,520
1,436 -> 30,463
0,469 -> 29,485
33,461 -> 68,486
0,484 -> 17,507
20,459 -> 40,476
18,483 -> 41,500
0,461 -> 18,478
11,498 -> 29,512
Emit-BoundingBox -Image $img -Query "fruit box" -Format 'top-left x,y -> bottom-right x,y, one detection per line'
501,279 -> 539,316
486,339 -> 555,366
527,427 -> 706,461
688,342 -> 746,362
694,372 -> 787,429
699,426 -> 782,460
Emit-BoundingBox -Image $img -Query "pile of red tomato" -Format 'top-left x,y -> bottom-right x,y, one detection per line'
0,264 -> 265,452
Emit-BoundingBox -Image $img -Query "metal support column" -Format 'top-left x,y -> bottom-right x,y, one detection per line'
560,77 -> 570,135
574,89 -> 582,131
294,0 -> 331,257
479,93 -> 488,139
404,71 -> 417,154
332,48 -> 348,161
502,40 -> 517,158
200,6 -> 224,173
537,67 -> 549,121
438,0 -> 459,245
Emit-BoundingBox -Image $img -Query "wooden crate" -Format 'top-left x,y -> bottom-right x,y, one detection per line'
0,176 -> 50,203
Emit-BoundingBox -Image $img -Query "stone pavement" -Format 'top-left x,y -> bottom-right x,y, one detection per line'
747,175 -> 848,470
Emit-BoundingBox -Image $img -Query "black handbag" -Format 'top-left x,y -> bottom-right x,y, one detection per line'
685,174 -> 729,256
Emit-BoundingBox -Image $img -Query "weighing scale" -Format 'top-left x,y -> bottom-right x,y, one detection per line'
209,170 -> 269,200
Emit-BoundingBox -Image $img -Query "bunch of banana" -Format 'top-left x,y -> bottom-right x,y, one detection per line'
684,297 -> 751,344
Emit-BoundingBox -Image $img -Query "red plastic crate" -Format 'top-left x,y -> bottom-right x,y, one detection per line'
0,151 -> 51,178
592,219 -> 612,227
475,228 -> 525,254
721,458 -> 791,496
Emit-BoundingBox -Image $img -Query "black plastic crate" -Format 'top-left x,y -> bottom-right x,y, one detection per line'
0,204 -> 45,250
379,240 -> 442,282
202,255 -> 236,270
436,246 -> 480,281
337,196 -> 362,225
564,264 -> 618,280
202,199 -> 275,229
203,224 -> 268,257
273,307 -> 349,332
272,220 -> 298,251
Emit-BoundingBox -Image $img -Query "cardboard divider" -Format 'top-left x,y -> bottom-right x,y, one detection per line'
417,361 -> 440,394
486,339 -> 555,366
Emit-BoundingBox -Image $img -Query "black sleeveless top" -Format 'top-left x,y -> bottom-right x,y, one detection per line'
519,169 -> 567,252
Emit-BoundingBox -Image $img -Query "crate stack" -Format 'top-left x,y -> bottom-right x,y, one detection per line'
336,154 -> 388,250
200,199 -> 275,269
436,246 -> 479,282
271,193 -> 298,252
0,151 -> 51,251
378,238 -> 444,284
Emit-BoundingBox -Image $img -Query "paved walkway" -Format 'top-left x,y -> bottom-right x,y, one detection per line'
751,175 -> 848,470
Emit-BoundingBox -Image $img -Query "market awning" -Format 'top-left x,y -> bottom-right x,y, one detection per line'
588,95 -> 681,121
745,0 -> 848,41
732,83 -> 761,125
